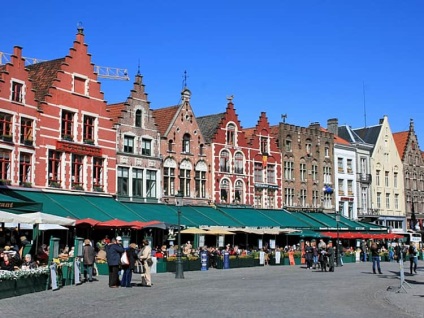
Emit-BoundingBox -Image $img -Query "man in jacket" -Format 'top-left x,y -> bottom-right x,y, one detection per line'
106,236 -> 124,288
82,239 -> 96,282
409,242 -> 418,275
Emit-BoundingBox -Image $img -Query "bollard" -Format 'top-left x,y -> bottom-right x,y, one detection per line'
223,251 -> 230,269
200,250 -> 208,271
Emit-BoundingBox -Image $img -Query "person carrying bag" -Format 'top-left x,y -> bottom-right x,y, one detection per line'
138,239 -> 153,287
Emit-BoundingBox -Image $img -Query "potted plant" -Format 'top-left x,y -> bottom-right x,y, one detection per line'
83,139 -> 95,145
0,179 -> 11,186
49,181 -> 61,188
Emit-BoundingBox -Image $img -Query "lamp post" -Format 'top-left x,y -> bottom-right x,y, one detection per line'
175,191 -> 184,279
336,213 -> 340,267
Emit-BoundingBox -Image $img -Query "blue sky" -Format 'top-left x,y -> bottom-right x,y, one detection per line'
3,1 -> 424,141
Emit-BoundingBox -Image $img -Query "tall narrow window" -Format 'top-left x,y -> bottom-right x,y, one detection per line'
220,150 -> 230,172
267,164 -> 275,184
323,166 -> 331,184
123,136 -> 134,153
48,150 -> 61,186
117,167 -> 129,196
312,163 -> 318,181
168,140 -> 174,152
254,162 -> 263,183
234,180 -> 243,204
182,133 -> 191,153
284,187 -> 294,206
19,153 -> 32,185
234,152 -> 243,174
195,170 -> 206,198
92,157 -> 103,191
376,170 -> 381,186
0,150 -> 11,181
284,161 -> 294,180
163,166 -> 175,196
347,159 -> 353,173
385,171 -> 389,187
132,168 -> 143,197
146,170 -> 157,198
220,179 -> 229,203
61,110 -> 74,141
83,115 -> 95,143
71,154 -> 84,189
11,81 -> 24,103
135,109 -> 142,127
179,168 -> 191,197
337,157 -> 343,172
260,137 -> 268,154
385,193 -> 390,209
285,136 -> 292,152
20,118 -> 33,145
300,163 -> 306,181
226,123 -> 235,145
300,188 -> 307,206
348,180 -> 353,195
394,172 -> 398,188
312,190 -> 319,207
142,138 -> 152,156
376,192 -> 381,209
306,139 -> 312,155
0,113 -> 13,140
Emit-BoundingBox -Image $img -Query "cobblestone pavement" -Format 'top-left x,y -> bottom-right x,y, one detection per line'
0,260 -> 423,318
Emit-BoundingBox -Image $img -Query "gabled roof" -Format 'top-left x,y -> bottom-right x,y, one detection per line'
152,105 -> 179,136
338,125 -> 366,144
27,58 -> 65,104
353,125 -> 382,145
107,102 -> 126,124
393,131 -> 409,161
197,113 -> 225,143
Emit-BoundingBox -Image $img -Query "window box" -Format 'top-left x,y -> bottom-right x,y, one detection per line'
72,184 -> 84,191
1,135 -> 13,142
62,135 -> 73,142
21,182 -> 32,188
24,139 -> 33,146
93,185 -> 104,192
49,181 -> 61,188
83,139 -> 94,145
0,179 -> 11,186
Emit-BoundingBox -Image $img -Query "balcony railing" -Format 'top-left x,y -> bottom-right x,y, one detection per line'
357,173 -> 372,183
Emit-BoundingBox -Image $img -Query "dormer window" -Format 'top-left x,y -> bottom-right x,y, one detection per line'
73,75 -> 88,96
11,81 -> 24,103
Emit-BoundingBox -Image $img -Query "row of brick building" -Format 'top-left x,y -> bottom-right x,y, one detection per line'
1,28 -> 423,232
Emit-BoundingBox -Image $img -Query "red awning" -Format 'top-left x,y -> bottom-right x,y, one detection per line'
129,220 -> 165,229
95,219 -> 133,228
320,231 -> 403,240
75,218 -> 100,227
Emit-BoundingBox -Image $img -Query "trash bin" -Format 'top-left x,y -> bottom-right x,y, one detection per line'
200,250 -> 208,271
223,251 -> 230,269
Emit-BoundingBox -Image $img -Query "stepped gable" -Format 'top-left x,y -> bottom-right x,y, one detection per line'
107,102 -> 126,125
27,58 -> 65,106
393,131 -> 409,161
197,112 -> 225,143
152,105 -> 179,136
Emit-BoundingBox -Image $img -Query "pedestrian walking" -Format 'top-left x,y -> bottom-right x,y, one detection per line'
139,239 -> 153,287
327,241 -> 335,272
304,241 -> 313,270
409,242 -> 418,275
370,240 -> 382,274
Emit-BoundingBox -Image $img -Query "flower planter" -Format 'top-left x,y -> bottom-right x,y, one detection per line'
16,277 -> 35,295
156,259 -> 167,273
0,279 -> 16,299
33,275 -> 48,292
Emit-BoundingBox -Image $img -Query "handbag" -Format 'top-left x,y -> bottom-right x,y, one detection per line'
120,252 -> 129,265
133,260 -> 143,274
146,258 -> 153,267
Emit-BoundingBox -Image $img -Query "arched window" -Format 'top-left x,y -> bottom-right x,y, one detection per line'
226,123 -> 236,145
135,109 -> 142,127
182,133 -> 191,153
168,139 -> 173,152
234,152 -> 244,174
220,150 -> 230,172
220,179 -> 230,203
195,161 -> 207,198
234,180 -> 243,204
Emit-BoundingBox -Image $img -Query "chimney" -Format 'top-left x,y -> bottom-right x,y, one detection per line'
327,118 -> 338,136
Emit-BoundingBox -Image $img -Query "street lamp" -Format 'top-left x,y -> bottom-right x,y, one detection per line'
175,191 -> 184,279
336,213 -> 340,267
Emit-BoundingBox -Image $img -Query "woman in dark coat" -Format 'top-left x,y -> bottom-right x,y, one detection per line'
105,237 -> 124,288
82,239 -> 96,282
327,241 -> 335,272
121,243 -> 139,288
304,241 -> 313,270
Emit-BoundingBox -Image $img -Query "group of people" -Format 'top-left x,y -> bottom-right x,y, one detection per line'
103,237 -> 153,288
302,239 -> 336,272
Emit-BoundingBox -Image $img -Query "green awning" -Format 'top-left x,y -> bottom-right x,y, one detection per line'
0,192 -> 42,212
122,203 -> 244,227
287,229 -> 330,238
297,212 -> 349,230
217,206 -> 282,227
287,212 -> 330,229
